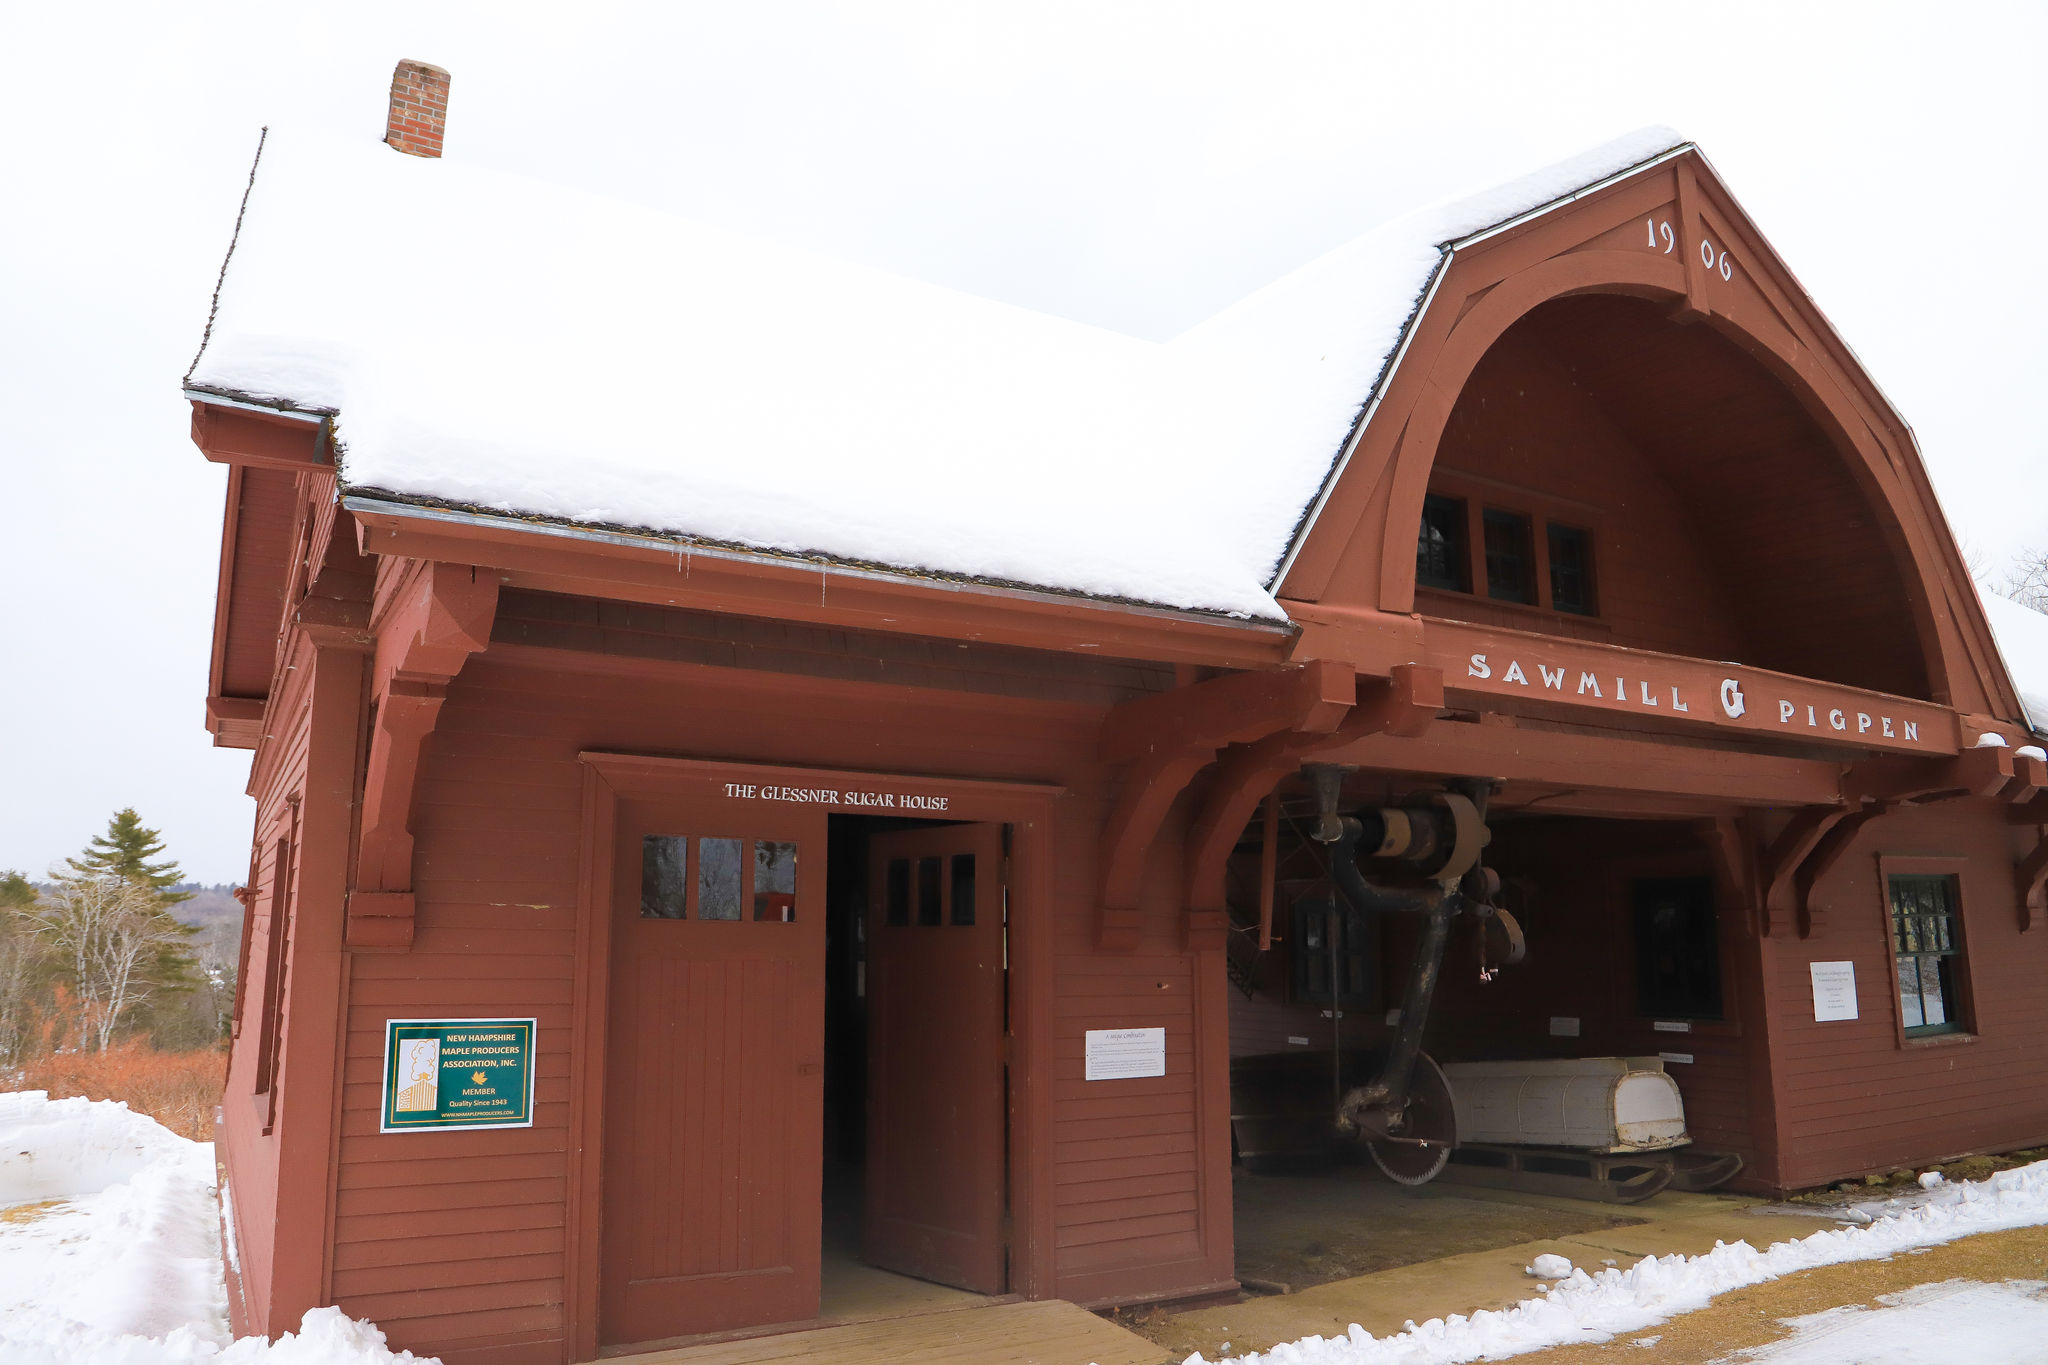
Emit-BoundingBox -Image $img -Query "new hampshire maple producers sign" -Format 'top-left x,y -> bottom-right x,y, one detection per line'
380,1017 -> 536,1133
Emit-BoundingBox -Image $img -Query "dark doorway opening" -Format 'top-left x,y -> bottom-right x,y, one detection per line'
819,813 -> 1010,1320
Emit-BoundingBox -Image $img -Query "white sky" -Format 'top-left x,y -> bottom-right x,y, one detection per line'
1,1 -> 2043,882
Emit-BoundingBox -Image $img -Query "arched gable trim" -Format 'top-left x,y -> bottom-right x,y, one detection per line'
1277,153 -> 2019,720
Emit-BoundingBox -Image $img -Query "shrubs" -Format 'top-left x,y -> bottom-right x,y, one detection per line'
14,1040 -> 226,1141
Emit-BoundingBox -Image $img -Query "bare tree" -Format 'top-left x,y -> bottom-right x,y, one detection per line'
23,876 -> 192,1052
1999,546 -> 2048,612
0,910 -> 43,1069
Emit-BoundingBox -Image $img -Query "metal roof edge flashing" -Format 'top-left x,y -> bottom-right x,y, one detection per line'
183,387 -> 331,423
340,495 -> 1298,636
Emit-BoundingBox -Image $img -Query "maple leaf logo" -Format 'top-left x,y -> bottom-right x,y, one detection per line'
472,1070 -> 488,1085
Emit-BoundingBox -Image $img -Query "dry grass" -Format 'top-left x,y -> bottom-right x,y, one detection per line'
15,1041 -> 226,1141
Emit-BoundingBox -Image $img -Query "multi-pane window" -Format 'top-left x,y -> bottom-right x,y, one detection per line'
1482,508 -> 1535,604
1889,875 -> 1965,1036
1415,490 -> 1597,617
1416,494 -> 1470,592
640,833 -> 799,922
1548,523 -> 1597,615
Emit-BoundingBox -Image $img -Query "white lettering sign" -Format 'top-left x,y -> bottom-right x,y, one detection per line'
1085,1027 -> 1166,1081
722,781 -> 948,813
1810,961 -> 1859,1022
1658,1051 -> 1695,1065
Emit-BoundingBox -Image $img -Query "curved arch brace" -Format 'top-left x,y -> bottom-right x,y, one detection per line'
1365,247 -> 1955,706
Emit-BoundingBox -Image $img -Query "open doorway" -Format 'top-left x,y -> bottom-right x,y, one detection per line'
818,814 -> 1011,1321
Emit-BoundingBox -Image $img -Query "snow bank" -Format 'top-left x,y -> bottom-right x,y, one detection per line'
187,124 -> 1684,619
1181,1157 -> 2048,1365
1983,593 -> 2048,734
0,1091 -> 436,1365
0,1088 -> 177,1204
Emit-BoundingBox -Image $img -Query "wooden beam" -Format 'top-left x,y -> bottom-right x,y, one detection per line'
1843,745 -> 2014,804
206,694 -> 265,750
189,401 -> 328,471
1092,660 -> 1355,949
2018,834 -> 2048,933
1100,660 -> 1353,764
1181,665 -> 1444,949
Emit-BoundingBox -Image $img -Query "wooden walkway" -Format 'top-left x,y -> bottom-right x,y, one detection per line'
618,1299 -> 1167,1365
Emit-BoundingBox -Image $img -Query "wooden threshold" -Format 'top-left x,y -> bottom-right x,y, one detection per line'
598,1298 -> 1167,1365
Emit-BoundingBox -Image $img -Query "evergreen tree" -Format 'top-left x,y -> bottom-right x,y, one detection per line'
0,870 -> 35,910
53,811 -> 203,1046
63,809 -> 193,906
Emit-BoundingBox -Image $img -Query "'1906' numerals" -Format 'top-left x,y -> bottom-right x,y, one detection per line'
1646,217 -> 1733,280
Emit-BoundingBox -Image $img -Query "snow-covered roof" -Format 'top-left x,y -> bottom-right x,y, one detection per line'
1983,593 -> 2048,734
186,124 -> 1686,620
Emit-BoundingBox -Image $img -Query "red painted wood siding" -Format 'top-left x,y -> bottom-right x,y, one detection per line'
324,592 -> 1229,1360
1764,800 -> 2048,1189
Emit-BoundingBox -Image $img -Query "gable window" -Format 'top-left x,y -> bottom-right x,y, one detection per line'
1482,508 -> 1534,604
1547,523 -> 1597,615
1416,494 -> 1470,592
1889,874 -> 1966,1036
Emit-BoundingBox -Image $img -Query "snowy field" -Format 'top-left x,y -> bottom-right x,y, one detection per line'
0,1091 -> 424,1365
6,1089 -> 2048,1364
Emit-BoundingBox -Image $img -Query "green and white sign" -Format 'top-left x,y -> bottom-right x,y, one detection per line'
380,1017 -> 536,1133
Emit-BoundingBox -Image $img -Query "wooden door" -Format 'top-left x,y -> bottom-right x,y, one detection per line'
864,823 -> 1007,1292
600,798 -> 827,1345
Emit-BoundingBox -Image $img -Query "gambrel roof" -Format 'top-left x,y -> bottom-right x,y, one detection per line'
185,124 -> 1687,621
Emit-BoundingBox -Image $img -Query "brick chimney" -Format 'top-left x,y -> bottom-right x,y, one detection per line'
385,60 -> 450,158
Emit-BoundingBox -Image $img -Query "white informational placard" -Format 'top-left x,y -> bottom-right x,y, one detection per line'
1085,1027 -> 1166,1080
1811,961 -> 1858,1021
1548,1016 -> 1581,1037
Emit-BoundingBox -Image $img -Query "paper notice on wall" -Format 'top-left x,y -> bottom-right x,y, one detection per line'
1811,961 -> 1858,1022
1549,1017 -> 1580,1037
1085,1027 -> 1166,1080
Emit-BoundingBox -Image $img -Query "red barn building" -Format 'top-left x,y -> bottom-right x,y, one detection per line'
187,62 -> 2048,1365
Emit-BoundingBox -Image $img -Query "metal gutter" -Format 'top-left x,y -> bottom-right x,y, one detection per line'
340,495 -> 1299,637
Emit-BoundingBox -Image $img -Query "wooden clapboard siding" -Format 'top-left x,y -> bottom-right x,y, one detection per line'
329,598 -> 1235,1358
1765,800 -> 2048,1190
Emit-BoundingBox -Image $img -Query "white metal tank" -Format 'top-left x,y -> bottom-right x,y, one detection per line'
1440,1056 -> 1688,1152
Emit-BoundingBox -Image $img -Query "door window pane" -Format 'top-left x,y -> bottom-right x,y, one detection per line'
698,837 -> 743,920
885,858 -> 910,927
950,854 -> 976,926
917,856 -> 942,926
641,835 -> 688,919
1631,876 -> 1723,1019
754,840 -> 798,921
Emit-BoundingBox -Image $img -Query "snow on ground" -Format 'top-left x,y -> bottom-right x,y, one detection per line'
1182,1158 -> 2048,1365
1726,1279 -> 2048,1365
0,1091 -> 431,1365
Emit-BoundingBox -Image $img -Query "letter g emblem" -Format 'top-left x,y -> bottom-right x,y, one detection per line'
1719,678 -> 1746,719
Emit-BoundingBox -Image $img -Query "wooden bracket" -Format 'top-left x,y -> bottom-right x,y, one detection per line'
1792,801 -> 1891,938
347,561 -> 499,951
1092,660 -> 1355,950
1760,806 -> 1847,936
1698,815 -> 1761,937
2018,834 -> 2048,933
1180,663 -> 1444,950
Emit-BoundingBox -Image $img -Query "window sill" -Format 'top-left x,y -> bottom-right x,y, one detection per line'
1902,1030 -> 1975,1050
1415,588 -> 1614,634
